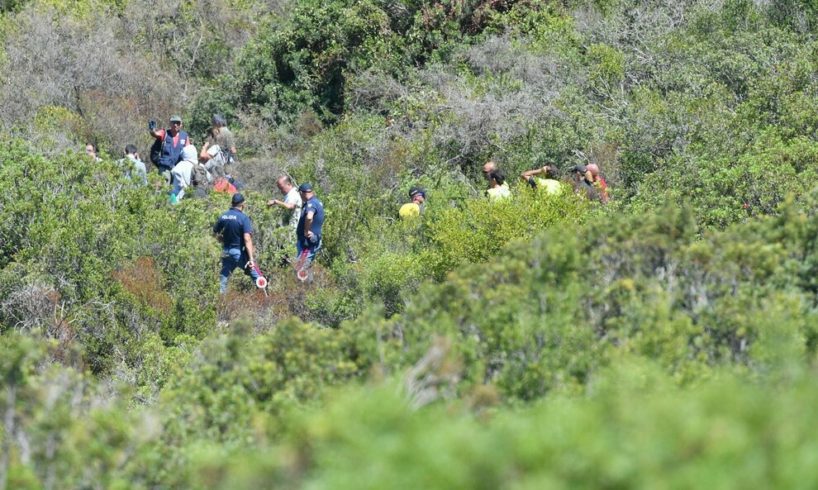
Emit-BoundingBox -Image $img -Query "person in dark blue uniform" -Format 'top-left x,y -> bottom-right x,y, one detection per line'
295,183 -> 325,266
213,193 -> 260,293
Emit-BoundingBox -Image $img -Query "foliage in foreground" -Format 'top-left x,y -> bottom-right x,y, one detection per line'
4,182 -> 818,485
3,336 -> 818,489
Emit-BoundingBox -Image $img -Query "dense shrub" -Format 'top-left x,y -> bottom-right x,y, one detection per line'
0,140 -> 220,376
185,361 -> 818,489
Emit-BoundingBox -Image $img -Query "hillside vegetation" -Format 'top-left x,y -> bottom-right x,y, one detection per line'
3,0 -> 818,487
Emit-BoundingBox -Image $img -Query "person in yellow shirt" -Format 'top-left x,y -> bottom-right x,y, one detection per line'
486,170 -> 511,201
520,164 -> 564,196
399,187 -> 426,219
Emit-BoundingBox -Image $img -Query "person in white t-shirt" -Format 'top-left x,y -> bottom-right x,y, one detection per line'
486,170 -> 511,201
267,175 -> 303,234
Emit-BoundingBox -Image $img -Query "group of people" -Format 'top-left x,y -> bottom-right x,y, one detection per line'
85,114 -> 322,293
484,159 -> 609,203
196,132 -> 324,292
148,114 -> 240,202
214,154 -> 606,293
397,158 -> 610,221
213,179 -> 325,294
88,115 -> 610,293
89,114 -> 241,200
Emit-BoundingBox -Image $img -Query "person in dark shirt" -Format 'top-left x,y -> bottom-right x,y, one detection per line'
570,164 -> 596,200
212,193 -> 260,293
149,115 -> 189,184
295,183 -> 325,267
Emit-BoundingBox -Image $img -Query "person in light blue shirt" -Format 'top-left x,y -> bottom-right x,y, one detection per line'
121,144 -> 147,185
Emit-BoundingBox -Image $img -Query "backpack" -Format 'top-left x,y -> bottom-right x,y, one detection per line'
205,144 -> 233,167
221,148 -> 235,165
149,137 -> 163,166
191,164 -> 210,187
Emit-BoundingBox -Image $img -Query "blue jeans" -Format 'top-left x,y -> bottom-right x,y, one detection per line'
219,248 -> 260,294
296,237 -> 322,266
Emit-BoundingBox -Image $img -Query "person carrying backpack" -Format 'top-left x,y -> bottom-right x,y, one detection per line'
149,115 -> 189,183
200,114 -> 237,178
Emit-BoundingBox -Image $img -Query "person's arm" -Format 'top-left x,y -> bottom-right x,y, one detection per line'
267,198 -> 297,210
150,127 -> 165,139
521,166 -> 550,181
212,222 -> 224,243
243,232 -> 255,264
304,211 -> 315,240
199,141 -> 212,161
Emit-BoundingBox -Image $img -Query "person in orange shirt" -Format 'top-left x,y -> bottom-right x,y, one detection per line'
585,164 -> 609,203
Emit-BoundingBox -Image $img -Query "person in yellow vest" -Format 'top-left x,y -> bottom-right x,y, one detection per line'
486,170 -> 511,201
520,164 -> 564,196
399,187 -> 426,219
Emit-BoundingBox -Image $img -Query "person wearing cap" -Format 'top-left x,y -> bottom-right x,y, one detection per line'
520,164 -> 564,196
267,175 -> 303,234
486,170 -> 511,201
296,183 -> 325,267
149,115 -> 189,183
399,187 -> 426,219
213,192 -> 260,294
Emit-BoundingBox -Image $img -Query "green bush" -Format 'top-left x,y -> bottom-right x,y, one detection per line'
181,361 -> 818,489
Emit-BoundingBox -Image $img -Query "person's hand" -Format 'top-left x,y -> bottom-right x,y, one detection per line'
267,199 -> 277,207
246,260 -> 255,269
306,230 -> 315,241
